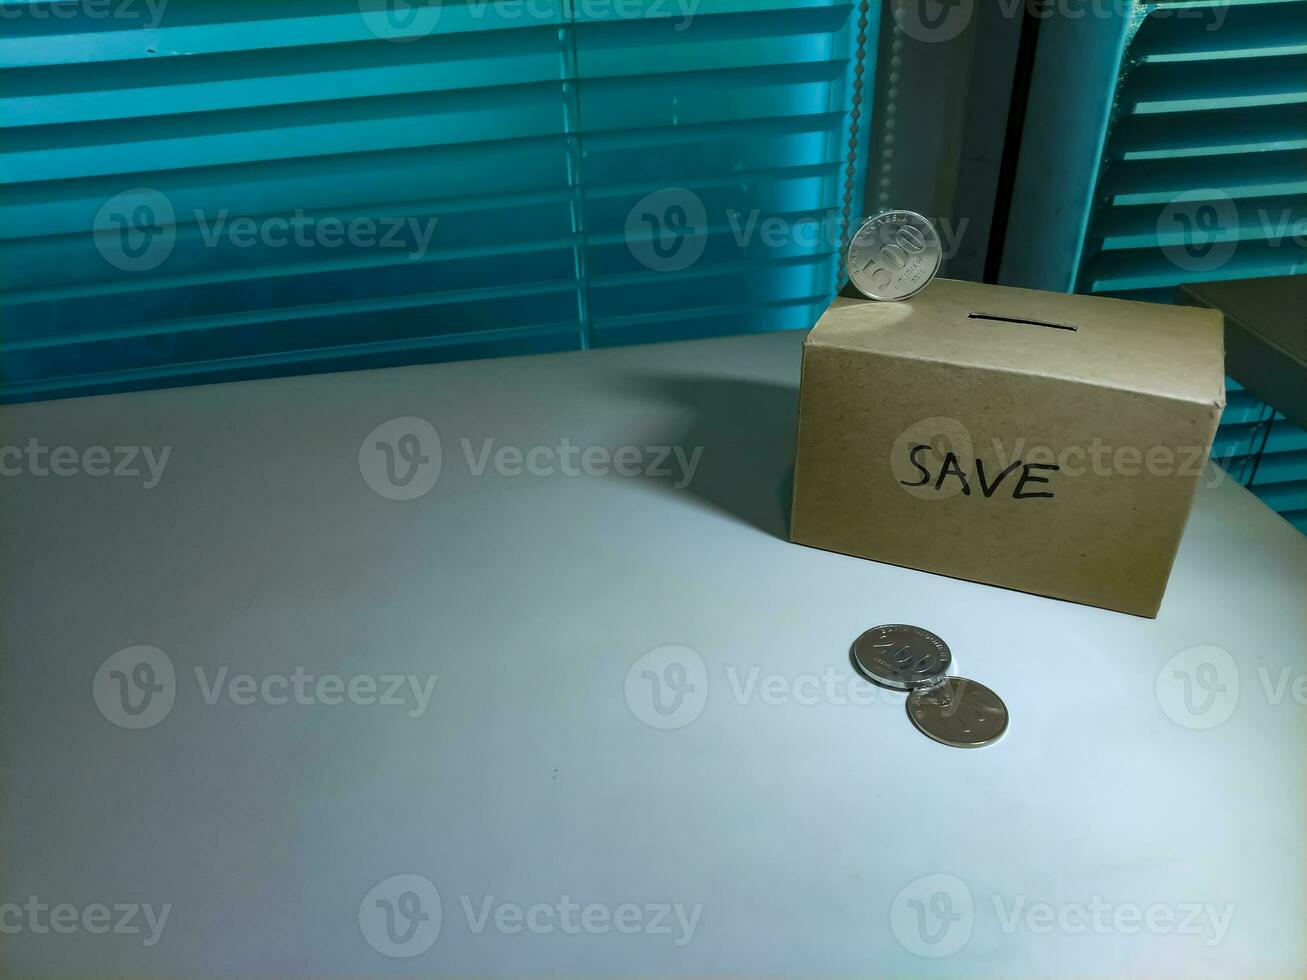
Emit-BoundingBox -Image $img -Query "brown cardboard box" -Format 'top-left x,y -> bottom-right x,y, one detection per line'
790,278 -> 1226,617
1181,275 -> 1307,431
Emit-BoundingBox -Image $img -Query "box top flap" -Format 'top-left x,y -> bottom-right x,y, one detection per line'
809,279 -> 1225,406
1183,275 -> 1307,365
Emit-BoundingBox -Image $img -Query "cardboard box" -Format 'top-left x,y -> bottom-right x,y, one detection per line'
1181,275 -> 1307,431
790,279 -> 1225,617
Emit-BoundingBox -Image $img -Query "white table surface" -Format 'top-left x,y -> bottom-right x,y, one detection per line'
2,331 -> 1305,978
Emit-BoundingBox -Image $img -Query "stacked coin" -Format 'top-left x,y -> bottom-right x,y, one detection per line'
846,210 -> 942,302
852,624 -> 1008,748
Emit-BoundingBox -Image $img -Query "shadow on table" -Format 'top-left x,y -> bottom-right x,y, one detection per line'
619,375 -> 798,539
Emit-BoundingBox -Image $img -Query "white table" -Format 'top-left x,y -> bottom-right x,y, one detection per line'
3,332 -> 1304,977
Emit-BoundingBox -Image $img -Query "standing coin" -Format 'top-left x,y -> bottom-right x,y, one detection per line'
852,624 -> 951,690
907,677 -> 1008,748
846,210 -> 942,301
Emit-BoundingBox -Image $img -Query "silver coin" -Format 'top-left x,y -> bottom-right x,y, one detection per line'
852,624 -> 951,690
846,210 -> 942,301
907,677 -> 1008,748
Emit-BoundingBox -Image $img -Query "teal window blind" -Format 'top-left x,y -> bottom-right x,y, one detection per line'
1213,379 -> 1307,533
1065,0 -> 1307,533
0,0 -> 875,402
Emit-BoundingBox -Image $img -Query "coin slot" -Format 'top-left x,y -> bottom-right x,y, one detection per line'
968,312 -> 1077,332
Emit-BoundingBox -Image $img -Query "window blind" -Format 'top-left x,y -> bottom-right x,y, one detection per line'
0,0 -> 875,401
1063,0 -> 1307,533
